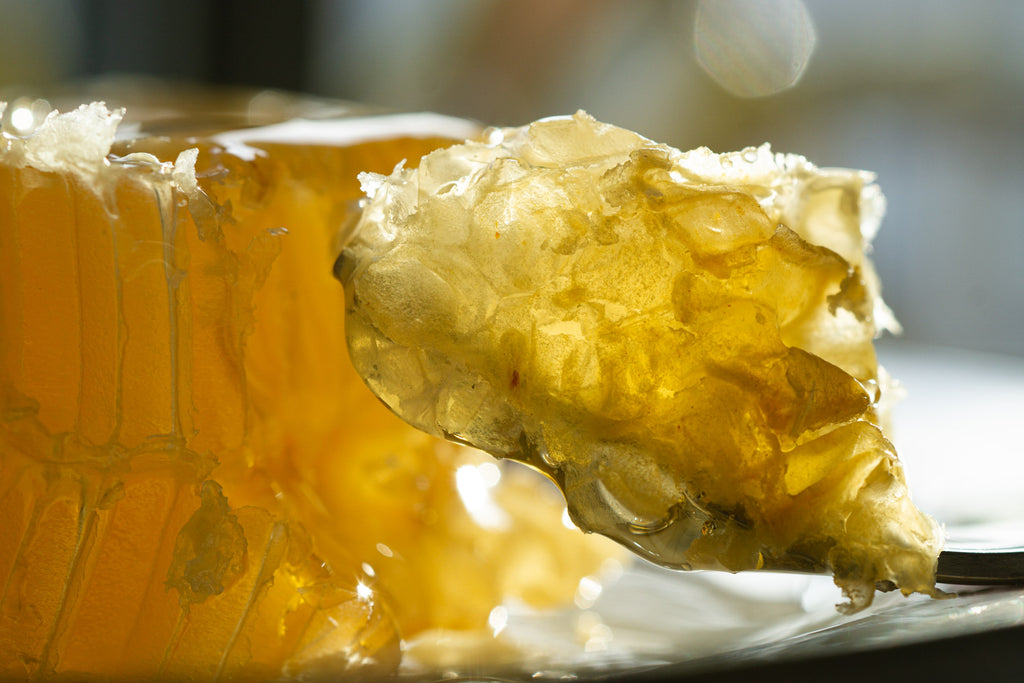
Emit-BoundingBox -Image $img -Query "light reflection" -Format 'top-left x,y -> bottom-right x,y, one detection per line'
355,581 -> 373,602
575,612 -> 614,653
583,623 -> 614,653
561,507 -> 576,531
2,97 -> 52,137
574,576 -> 603,610
10,107 -> 34,133
487,605 -> 508,636
455,462 -> 510,529
598,558 -> 625,583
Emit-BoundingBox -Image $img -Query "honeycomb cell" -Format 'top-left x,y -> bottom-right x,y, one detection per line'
340,111 -> 942,612
1,98 -> 618,679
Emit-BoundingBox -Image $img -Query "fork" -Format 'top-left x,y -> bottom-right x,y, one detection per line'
935,546 -> 1024,585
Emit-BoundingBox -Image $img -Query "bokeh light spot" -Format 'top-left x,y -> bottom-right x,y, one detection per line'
694,0 -> 816,98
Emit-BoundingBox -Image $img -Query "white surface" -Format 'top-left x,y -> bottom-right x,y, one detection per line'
404,341 -> 1024,679
878,341 -> 1024,526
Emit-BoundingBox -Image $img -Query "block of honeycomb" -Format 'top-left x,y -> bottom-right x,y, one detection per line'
339,111 -> 943,613
0,95 -> 618,680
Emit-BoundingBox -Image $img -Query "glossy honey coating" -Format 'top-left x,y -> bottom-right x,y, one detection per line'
340,111 -> 942,612
0,101 -> 617,680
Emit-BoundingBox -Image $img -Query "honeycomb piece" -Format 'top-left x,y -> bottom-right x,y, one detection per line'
340,111 -> 942,612
0,98 -> 618,680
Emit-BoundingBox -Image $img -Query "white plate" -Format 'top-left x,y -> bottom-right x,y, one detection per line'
402,341 -> 1024,680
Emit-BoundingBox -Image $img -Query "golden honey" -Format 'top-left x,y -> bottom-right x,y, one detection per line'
339,112 -> 942,613
0,100 -> 616,680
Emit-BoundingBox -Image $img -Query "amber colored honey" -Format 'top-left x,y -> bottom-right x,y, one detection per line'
340,113 -> 941,614
0,115 -> 615,680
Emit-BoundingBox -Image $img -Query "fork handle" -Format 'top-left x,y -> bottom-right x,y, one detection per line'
936,547 -> 1024,585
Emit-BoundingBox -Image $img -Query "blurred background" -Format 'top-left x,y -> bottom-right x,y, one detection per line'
1,0 -> 1022,358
